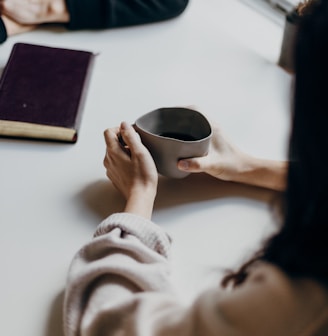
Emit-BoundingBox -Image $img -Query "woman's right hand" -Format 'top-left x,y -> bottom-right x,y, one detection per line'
104,122 -> 158,219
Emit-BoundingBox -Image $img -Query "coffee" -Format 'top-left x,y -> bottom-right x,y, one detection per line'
159,132 -> 197,141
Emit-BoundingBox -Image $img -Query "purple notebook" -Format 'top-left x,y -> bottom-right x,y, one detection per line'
0,43 -> 95,143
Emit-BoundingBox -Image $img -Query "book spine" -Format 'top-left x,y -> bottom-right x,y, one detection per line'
73,53 -> 96,138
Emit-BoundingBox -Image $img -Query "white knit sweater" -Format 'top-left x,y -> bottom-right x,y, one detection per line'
63,213 -> 328,336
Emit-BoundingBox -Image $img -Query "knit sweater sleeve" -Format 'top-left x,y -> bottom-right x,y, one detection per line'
0,17 -> 7,44
63,212 -> 175,336
65,0 -> 189,30
63,212 -> 237,336
63,213 -> 314,336
63,213 -> 241,336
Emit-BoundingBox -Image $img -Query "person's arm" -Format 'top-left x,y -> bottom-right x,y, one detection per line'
63,122 -> 308,336
226,156 -> 287,192
65,0 -> 189,30
178,123 -> 288,191
63,212 -> 175,336
64,215 -> 312,336
1,0 -> 189,33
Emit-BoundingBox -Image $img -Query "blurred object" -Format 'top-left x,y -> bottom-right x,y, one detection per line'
269,0 -> 300,13
278,1 -> 318,73
278,8 -> 299,73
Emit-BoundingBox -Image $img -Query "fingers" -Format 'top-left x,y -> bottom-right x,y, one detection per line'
103,126 -> 122,166
103,126 -> 120,148
0,0 -> 69,24
1,0 -> 34,23
103,123 -> 140,155
1,14 -> 37,36
118,122 -> 144,155
103,123 -> 141,166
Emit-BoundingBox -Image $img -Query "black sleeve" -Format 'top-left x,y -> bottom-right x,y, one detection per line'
65,0 -> 189,30
0,17 -> 8,44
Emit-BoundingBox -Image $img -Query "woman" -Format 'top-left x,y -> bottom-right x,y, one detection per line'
0,0 -> 189,43
63,0 -> 328,335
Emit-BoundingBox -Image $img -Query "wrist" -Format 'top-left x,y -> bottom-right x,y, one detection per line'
234,155 -> 287,191
124,187 -> 157,219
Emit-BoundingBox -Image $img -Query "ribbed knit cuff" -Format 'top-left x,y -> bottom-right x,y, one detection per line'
95,213 -> 172,258
0,17 -> 8,44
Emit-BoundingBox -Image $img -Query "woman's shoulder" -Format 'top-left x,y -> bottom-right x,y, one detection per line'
250,262 -> 328,304
205,262 -> 328,335
253,262 -> 328,335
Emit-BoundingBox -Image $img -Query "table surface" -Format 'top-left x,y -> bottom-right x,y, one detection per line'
0,1 -> 292,335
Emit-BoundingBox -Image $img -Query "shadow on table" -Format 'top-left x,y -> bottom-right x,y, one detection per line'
45,291 -> 65,336
79,173 -> 280,221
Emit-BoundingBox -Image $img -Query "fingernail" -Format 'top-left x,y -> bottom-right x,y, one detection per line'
178,160 -> 189,170
120,121 -> 128,130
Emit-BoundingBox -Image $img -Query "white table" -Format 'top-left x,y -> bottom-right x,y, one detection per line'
0,1 -> 292,335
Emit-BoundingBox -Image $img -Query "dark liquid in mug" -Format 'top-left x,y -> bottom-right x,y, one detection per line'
159,132 -> 197,141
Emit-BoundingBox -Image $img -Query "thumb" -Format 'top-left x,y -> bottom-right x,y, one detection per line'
178,157 -> 206,172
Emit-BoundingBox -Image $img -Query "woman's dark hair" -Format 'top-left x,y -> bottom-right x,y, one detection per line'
223,0 -> 328,288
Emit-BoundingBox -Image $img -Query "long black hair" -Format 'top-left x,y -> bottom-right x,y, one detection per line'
223,0 -> 328,288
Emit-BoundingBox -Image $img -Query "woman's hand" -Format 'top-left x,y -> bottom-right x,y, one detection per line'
0,0 -> 69,25
104,122 -> 158,219
178,123 -> 248,181
1,14 -> 36,36
178,122 -> 287,191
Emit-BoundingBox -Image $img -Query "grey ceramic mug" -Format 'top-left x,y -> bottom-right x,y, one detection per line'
134,107 -> 212,178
